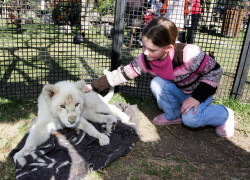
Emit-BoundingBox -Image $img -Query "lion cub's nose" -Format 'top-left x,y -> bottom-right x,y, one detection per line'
68,116 -> 77,123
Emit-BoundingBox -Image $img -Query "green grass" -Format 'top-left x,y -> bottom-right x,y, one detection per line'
0,98 -> 37,123
214,98 -> 250,134
0,23 -> 114,89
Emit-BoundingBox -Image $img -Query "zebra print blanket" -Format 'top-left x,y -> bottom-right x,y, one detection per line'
9,103 -> 140,180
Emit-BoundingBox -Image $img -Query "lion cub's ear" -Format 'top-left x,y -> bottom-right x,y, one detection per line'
75,80 -> 86,92
43,84 -> 58,101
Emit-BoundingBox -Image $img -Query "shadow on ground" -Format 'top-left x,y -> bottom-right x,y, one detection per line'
104,94 -> 250,179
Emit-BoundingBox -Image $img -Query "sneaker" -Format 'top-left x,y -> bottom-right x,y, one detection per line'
216,107 -> 234,137
153,114 -> 182,126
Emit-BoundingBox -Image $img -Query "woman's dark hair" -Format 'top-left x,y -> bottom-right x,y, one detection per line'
142,17 -> 178,47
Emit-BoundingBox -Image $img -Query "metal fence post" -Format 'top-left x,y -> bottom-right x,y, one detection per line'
111,0 -> 126,71
231,18 -> 250,99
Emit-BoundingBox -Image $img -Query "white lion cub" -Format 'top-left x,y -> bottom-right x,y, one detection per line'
13,79 -> 130,166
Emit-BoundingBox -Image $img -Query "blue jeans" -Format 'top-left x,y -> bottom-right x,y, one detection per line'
150,77 -> 229,128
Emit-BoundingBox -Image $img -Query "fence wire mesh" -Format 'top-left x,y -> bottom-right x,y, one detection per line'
120,0 -> 250,102
0,0 -> 249,102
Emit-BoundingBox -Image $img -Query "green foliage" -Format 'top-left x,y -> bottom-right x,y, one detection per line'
97,0 -> 115,16
214,97 -> 249,115
52,0 -> 82,25
214,97 -> 250,134
3,0 -> 12,4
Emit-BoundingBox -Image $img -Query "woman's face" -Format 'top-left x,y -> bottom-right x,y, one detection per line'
142,36 -> 171,61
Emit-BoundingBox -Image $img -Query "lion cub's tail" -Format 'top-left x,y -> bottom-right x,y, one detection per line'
102,87 -> 114,103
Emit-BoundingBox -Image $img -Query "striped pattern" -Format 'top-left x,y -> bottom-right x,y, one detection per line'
106,43 -> 222,102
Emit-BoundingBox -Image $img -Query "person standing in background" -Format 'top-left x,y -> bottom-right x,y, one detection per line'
151,0 -> 163,17
164,0 -> 186,43
184,0 -> 193,40
186,0 -> 201,44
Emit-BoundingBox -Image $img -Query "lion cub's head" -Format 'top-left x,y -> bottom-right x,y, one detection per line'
42,80 -> 86,128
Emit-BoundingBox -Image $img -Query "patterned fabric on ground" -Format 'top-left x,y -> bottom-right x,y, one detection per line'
9,103 -> 140,180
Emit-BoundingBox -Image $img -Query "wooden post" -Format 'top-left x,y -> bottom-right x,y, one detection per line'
111,0 -> 125,70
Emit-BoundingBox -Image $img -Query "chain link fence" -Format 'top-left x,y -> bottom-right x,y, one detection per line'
0,0 -> 249,102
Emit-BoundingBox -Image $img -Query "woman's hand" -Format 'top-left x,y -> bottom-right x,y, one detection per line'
84,84 -> 92,93
181,97 -> 200,115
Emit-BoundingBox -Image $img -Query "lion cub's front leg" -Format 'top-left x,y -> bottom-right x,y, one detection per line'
13,126 -> 51,166
78,117 -> 110,146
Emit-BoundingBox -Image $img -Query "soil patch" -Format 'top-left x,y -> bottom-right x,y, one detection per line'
95,108 -> 250,179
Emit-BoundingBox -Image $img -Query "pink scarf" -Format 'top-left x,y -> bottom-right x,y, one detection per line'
142,48 -> 175,80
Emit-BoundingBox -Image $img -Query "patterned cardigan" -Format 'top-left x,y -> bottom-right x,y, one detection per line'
91,43 -> 223,102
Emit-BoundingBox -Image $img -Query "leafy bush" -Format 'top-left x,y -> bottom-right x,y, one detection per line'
97,0 -> 115,16
52,0 -> 81,25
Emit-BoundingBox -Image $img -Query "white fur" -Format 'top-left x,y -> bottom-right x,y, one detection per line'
13,79 -> 130,166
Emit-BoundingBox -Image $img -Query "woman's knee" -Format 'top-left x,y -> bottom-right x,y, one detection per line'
182,111 -> 203,128
151,77 -> 162,95
150,77 -> 173,95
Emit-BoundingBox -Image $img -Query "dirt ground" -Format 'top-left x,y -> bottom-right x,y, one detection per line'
96,105 -> 250,179
1,98 -> 249,179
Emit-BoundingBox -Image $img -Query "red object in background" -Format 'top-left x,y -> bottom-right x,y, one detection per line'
160,0 -> 168,16
184,0 -> 189,16
144,9 -> 155,25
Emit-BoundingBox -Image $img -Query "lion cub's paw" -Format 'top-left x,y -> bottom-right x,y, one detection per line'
16,156 -> 27,167
13,151 -> 22,163
14,153 -> 27,167
99,133 -> 110,146
120,114 -> 130,123
106,121 -> 118,133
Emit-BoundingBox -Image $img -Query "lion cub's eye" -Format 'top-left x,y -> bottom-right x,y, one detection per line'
75,103 -> 80,107
60,105 -> 66,109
